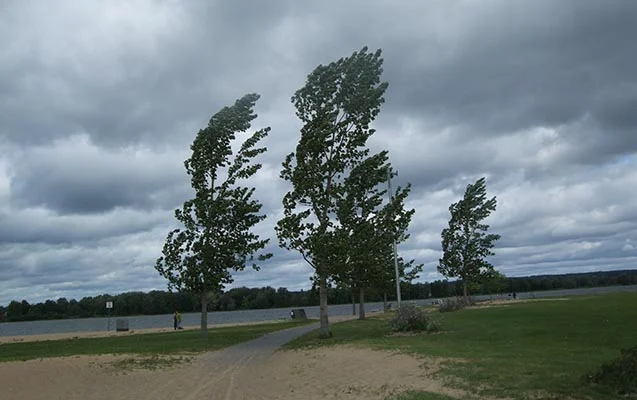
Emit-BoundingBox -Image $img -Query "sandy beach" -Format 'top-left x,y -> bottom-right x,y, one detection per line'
0,345 -> 458,400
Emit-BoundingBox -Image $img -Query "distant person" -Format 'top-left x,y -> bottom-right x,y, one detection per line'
513,292 -> 517,300
173,311 -> 178,330
176,311 -> 183,330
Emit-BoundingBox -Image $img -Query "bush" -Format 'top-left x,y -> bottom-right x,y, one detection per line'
390,303 -> 440,333
439,298 -> 467,313
586,346 -> 637,395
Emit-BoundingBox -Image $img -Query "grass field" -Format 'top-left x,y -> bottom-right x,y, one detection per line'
0,319 -> 314,362
285,293 -> 637,400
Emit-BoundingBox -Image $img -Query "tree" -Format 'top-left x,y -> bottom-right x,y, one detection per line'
276,47 -> 389,337
334,153 -> 417,319
438,177 -> 501,304
156,94 -> 273,338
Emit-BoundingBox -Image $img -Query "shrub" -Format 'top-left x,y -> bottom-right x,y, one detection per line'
439,298 -> 467,313
390,303 -> 440,333
586,346 -> 637,395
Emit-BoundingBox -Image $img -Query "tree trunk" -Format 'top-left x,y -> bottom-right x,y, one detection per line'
463,280 -> 468,305
383,291 -> 388,312
351,293 -> 356,315
318,273 -> 331,338
358,287 -> 365,320
200,292 -> 208,338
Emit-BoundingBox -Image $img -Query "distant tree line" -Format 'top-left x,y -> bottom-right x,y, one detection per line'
1,269 -> 635,323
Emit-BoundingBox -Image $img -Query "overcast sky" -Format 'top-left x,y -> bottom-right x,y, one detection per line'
1,0 -> 636,305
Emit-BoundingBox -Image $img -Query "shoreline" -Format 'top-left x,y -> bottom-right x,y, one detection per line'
0,318 -> 292,344
0,314 -> 359,344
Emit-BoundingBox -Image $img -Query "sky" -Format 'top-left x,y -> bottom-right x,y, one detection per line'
1,0 -> 636,305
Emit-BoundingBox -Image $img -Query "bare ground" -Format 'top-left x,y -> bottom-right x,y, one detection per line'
0,320 -> 465,400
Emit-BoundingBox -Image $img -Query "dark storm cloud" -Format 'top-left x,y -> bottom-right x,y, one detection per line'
0,0 -> 296,148
5,136 -> 190,214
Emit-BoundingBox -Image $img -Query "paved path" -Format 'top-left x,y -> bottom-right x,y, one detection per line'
141,321 -> 327,400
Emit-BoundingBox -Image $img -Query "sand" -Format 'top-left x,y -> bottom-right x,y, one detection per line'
0,345 -> 463,400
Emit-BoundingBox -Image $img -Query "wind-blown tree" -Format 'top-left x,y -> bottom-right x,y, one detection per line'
276,47 -> 389,337
156,94 -> 273,338
438,177 -> 501,304
334,154 -> 416,319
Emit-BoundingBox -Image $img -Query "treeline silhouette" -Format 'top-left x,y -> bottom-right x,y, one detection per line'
1,269 -> 635,322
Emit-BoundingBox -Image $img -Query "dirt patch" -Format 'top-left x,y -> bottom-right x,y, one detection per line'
0,344 -> 467,400
239,346 -> 467,400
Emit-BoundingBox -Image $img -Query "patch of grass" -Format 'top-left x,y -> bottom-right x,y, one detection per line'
0,320 -> 314,362
286,293 -> 637,400
107,354 -> 193,372
391,391 -> 460,400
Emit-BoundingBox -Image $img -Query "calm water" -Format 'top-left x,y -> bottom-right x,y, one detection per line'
1,285 -> 636,337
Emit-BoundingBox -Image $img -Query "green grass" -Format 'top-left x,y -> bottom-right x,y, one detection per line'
285,293 -> 637,400
392,392 -> 459,400
0,319 -> 314,362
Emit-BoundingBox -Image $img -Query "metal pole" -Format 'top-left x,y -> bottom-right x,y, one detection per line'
387,167 -> 402,307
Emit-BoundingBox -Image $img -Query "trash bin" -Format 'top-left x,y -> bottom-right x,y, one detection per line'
116,319 -> 129,332
290,309 -> 307,320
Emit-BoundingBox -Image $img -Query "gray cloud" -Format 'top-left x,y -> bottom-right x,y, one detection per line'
6,135 -> 189,214
1,0 -> 636,304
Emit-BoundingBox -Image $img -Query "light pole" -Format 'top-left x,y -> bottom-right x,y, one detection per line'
387,167 -> 402,307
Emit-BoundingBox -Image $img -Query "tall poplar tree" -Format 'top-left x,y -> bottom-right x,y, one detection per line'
156,94 -> 272,338
276,47 -> 388,337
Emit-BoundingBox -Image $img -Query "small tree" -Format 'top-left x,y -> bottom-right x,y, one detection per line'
276,47 -> 388,337
438,177 -> 501,304
156,94 -> 272,338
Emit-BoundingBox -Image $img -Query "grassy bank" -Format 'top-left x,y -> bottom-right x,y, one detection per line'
285,293 -> 637,400
0,319 -> 315,362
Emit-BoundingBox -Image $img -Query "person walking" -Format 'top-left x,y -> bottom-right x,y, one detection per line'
176,311 -> 183,330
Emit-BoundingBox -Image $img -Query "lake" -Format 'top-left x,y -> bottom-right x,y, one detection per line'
1,284 -> 636,337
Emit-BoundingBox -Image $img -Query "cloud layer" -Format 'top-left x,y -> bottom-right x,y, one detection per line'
1,0 -> 636,304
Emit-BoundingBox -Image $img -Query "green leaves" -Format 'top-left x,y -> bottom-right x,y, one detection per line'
277,47 -> 389,277
333,151 -> 418,293
438,177 -> 501,297
156,93 -> 273,298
